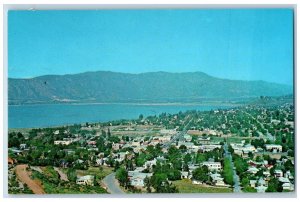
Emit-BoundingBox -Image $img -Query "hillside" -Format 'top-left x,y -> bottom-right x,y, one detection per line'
8,71 -> 293,105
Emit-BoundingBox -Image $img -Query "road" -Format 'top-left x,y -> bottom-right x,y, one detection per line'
162,116 -> 193,148
102,173 -> 125,194
15,164 -> 45,194
223,143 -> 242,193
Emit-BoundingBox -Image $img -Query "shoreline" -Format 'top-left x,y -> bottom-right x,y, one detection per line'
8,101 -> 244,107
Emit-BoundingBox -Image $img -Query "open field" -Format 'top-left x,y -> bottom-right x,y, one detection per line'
173,179 -> 232,193
76,166 -> 113,180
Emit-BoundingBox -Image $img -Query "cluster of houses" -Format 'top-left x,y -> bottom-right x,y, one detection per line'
230,141 -> 283,158
230,141 -> 294,192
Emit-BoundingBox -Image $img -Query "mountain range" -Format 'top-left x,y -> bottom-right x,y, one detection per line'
8,71 -> 293,105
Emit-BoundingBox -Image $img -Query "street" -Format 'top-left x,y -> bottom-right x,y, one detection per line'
102,173 -> 125,194
223,143 -> 242,193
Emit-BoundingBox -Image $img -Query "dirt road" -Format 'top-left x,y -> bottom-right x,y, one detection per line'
15,164 -> 45,194
54,167 -> 69,181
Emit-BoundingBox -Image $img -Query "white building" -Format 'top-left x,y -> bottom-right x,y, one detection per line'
265,144 -> 283,153
160,129 -> 177,135
76,175 -> 94,186
54,140 -> 72,145
201,162 -> 222,171
128,171 -> 152,187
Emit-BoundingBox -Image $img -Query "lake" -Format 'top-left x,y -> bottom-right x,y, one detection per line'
8,103 -> 231,129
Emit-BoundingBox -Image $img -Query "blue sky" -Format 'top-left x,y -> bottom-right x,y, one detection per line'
8,9 -> 293,85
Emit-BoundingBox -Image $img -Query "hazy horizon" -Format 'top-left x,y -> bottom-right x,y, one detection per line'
9,9 -> 294,85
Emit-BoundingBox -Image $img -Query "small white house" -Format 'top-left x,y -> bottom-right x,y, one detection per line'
265,144 -> 283,153
76,175 -> 94,186
202,162 -> 222,171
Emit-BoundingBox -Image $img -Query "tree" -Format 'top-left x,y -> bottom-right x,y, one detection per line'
244,185 -> 257,192
223,158 -> 234,186
139,114 -> 144,120
67,168 -> 77,182
115,167 -> 129,188
144,176 -> 151,193
192,165 -> 209,183
266,177 -> 283,192
233,155 -> 248,175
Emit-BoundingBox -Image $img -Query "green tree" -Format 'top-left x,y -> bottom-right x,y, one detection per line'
192,165 -> 209,183
115,167 -> 129,188
266,177 -> 283,192
144,176 -> 151,193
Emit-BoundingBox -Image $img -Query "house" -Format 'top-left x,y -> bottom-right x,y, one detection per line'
274,170 -> 283,178
87,141 -> 97,146
188,164 -> 199,172
19,144 -> 27,150
76,175 -> 94,186
256,185 -> 268,193
160,129 -> 177,135
197,137 -> 211,145
250,180 -> 256,188
199,144 -> 222,152
242,144 -> 256,153
181,171 -> 189,179
144,159 -> 157,169
265,144 -> 282,153
53,130 -> 60,135
247,167 -> 259,174
178,141 -> 195,149
54,140 -> 72,145
63,149 -> 75,155
282,182 -> 294,191
201,162 -> 222,171
285,170 -> 294,180
278,177 -> 290,184
158,136 -> 171,142
257,177 -> 267,187
210,173 -> 226,186
183,134 -> 192,142
128,171 -> 152,187
131,141 -> 141,147
112,143 -> 122,150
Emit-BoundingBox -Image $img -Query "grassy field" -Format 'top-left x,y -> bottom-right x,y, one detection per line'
173,179 -> 233,193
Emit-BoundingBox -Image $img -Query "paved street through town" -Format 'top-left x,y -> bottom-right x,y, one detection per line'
223,143 -> 242,193
102,173 -> 125,194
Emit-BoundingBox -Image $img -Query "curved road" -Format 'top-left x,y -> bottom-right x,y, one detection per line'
102,173 -> 125,194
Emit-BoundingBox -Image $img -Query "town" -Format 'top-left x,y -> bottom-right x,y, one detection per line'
8,102 -> 295,194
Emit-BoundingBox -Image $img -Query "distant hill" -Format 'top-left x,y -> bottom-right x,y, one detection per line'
8,71 -> 293,105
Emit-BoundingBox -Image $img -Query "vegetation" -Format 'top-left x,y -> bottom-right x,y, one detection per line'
173,179 -> 232,193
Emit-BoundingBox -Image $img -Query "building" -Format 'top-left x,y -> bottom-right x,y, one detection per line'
197,137 -> 211,145
265,144 -> 283,153
247,167 -> 259,174
274,170 -> 284,178
201,161 -> 222,171
210,173 -> 226,186
54,140 -> 72,145
19,144 -> 27,150
199,144 -> 222,152
128,171 -> 152,187
76,175 -> 94,186
183,134 -> 192,142
160,129 -> 177,135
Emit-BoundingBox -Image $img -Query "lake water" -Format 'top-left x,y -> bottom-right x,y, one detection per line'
8,103 -> 230,129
